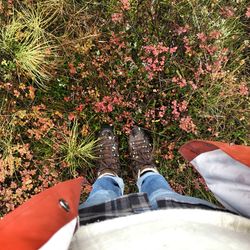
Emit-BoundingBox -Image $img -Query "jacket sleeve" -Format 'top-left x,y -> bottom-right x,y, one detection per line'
0,177 -> 83,250
179,140 -> 250,218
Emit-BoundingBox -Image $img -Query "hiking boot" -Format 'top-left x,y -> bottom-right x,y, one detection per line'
129,126 -> 158,178
95,126 -> 120,178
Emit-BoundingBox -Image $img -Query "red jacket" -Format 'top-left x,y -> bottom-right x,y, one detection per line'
1,140 -> 250,249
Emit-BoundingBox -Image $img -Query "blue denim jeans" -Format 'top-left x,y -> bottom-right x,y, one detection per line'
79,172 -> 215,209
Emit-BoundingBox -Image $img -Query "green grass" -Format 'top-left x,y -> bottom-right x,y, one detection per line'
46,120 -> 98,177
0,6 -> 56,88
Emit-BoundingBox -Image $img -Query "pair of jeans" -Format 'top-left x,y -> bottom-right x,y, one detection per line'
79,172 -> 215,209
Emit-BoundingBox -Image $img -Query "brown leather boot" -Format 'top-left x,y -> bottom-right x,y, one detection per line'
95,126 -> 120,178
129,126 -> 158,178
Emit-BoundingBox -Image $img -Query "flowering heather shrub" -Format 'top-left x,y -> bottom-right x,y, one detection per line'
142,43 -> 177,80
112,13 -> 123,23
179,116 -> 197,134
94,96 -> 123,113
0,0 -> 249,215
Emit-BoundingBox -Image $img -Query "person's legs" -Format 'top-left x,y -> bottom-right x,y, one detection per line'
79,175 -> 124,209
79,125 -> 123,209
128,126 -> 216,209
137,171 -> 216,209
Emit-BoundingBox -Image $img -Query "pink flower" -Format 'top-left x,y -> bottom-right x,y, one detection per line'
197,32 -> 207,43
178,100 -> 188,112
112,96 -> 123,105
107,103 -> 113,112
169,46 -> 178,54
141,43 -> 172,79
172,76 -> 187,88
199,44 -> 218,55
111,13 -> 123,23
64,96 -> 71,102
171,100 -> 180,120
75,104 -> 84,112
246,7 -> 250,18
141,42 -> 179,80
205,63 -> 212,72
209,30 -> 221,39
110,32 -> 126,49
176,25 -> 190,35
171,100 -> 189,120
94,95 -> 123,113
94,101 -> 106,112
158,106 -> 167,118
220,6 -> 235,18
188,80 -> 198,90
68,63 -> 77,75
179,116 -> 197,134
183,36 -> 192,54
206,44 -> 218,55
120,0 -> 130,10
68,113 -> 76,121
239,84 -> 249,96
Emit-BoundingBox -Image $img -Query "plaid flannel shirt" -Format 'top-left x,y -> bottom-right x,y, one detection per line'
79,193 -> 231,226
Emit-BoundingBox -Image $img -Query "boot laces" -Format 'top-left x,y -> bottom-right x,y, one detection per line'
96,136 -> 119,172
131,139 -> 154,167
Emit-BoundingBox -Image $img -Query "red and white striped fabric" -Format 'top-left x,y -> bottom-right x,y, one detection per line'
0,177 -> 83,250
179,140 -> 250,218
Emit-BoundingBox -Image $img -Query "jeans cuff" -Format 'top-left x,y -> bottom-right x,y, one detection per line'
100,175 -> 125,195
137,171 -> 161,192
